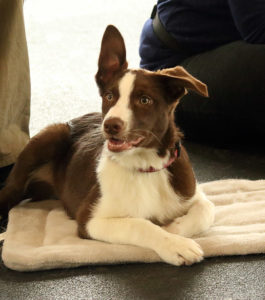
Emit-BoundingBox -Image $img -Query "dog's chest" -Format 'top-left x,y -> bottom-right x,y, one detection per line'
93,155 -> 189,223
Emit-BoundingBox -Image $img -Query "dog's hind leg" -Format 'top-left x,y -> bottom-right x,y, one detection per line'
163,187 -> 215,238
0,123 -> 71,217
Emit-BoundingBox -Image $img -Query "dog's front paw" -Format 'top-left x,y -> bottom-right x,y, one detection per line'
157,234 -> 204,266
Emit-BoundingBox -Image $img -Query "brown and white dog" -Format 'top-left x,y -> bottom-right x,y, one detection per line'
0,25 -> 214,266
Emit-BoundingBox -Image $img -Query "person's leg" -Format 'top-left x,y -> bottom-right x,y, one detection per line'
176,41 -> 265,144
0,0 -> 30,188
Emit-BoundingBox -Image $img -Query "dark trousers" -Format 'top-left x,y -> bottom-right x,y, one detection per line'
175,41 -> 265,144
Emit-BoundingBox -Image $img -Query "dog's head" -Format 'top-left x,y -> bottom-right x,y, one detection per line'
95,25 -> 208,157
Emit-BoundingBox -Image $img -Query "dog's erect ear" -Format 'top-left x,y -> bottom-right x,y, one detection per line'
96,25 -> 128,86
156,66 -> 208,102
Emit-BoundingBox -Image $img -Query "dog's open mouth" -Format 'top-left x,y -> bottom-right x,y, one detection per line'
107,137 -> 144,152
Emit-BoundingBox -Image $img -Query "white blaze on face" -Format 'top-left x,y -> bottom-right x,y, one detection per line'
103,72 -> 136,131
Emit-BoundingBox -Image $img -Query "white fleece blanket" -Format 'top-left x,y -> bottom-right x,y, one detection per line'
0,179 -> 265,272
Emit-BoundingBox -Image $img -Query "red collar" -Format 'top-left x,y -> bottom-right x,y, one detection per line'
138,142 -> 181,173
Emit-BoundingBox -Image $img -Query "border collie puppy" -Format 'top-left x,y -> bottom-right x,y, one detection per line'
0,25 -> 214,266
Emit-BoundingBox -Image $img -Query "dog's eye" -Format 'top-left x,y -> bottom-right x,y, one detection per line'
104,92 -> 113,102
140,96 -> 153,105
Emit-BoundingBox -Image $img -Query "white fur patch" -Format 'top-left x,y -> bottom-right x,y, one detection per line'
163,188 -> 215,237
94,144 -> 192,223
103,72 -> 136,130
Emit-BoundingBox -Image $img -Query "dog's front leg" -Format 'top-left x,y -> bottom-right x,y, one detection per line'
87,217 -> 203,266
163,188 -> 215,238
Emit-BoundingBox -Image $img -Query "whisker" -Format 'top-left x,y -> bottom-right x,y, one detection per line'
129,129 -> 162,145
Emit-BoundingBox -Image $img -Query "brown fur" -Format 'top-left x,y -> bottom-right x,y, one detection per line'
168,148 -> 196,199
58,113 -> 103,221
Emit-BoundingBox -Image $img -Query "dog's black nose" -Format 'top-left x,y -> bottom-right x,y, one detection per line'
104,117 -> 125,135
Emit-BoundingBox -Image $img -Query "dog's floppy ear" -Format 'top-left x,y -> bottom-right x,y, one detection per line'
156,66 -> 208,102
96,25 -> 128,86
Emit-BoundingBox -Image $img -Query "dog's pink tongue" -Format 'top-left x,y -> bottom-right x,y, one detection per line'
108,139 -> 132,152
